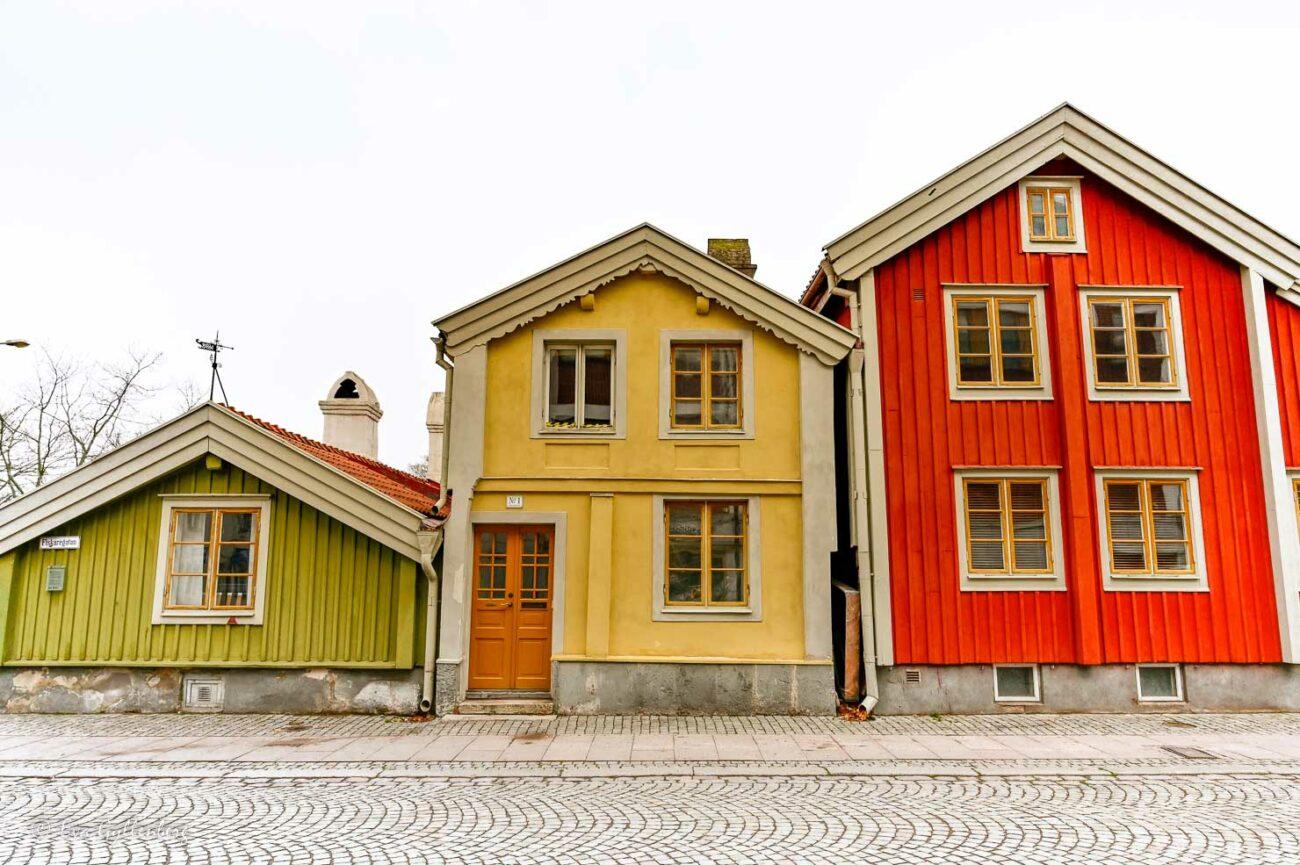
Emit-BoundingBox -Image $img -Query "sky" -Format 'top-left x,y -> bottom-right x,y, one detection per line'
3,1 -> 1300,469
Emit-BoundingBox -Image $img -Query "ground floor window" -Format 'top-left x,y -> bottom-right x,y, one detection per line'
653,496 -> 762,621
153,495 -> 272,624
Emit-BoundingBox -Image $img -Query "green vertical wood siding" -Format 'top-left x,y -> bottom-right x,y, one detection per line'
1,459 -> 420,668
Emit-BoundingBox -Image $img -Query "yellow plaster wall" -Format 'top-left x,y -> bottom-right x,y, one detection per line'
472,273 -> 808,662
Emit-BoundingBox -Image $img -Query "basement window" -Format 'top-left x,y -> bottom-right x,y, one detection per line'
993,665 -> 1041,703
1136,664 -> 1184,702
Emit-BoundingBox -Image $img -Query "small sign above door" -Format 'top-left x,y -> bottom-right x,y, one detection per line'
39,536 -> 80,550
505,495 -> 524,509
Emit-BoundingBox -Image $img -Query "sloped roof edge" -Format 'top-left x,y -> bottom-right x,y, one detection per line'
435,223 -> 857,364
824,103 -> 1300,297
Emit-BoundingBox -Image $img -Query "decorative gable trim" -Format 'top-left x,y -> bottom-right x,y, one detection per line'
824,103 -> 1300,302
435,224 -> 857,365
0,404 -> 427,560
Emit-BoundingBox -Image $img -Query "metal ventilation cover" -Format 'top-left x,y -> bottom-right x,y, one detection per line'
183,677 -> 225,711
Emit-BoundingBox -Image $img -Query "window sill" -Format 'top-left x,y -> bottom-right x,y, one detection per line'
1086,389 -> 1190,403
652,606 -> 760,622
951,388 -> 1054,402
154,611 -> 263,626
661,429 -> 753,441
1103,573 -> 1207,593
532,430 -> 622,441
960,575 -> 1066,592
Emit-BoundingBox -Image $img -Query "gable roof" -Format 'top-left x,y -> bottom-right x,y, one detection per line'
823,103 -> 1300,300
0,403 -> 441,560
435,223 -> 857,364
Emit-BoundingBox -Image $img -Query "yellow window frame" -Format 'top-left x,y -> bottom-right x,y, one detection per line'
664,500 -> 749,607
162,507 -> 261,612
952,295 -> 1042,388
1088,296 -> 1177,389
670,342 -> 743,430
1025,186 -> 1076,242
1103,479 -> 1195,576
962,478 -> 1053,575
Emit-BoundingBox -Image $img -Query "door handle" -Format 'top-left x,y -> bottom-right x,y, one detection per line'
486,602 -> 512,609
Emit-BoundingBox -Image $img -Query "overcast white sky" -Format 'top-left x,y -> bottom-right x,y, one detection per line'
3,1 -> 1299,468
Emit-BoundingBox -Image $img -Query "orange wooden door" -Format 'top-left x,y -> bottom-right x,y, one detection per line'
468,525 -> 554,691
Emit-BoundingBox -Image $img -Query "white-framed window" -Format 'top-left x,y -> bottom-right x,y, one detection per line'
942,286 -> 1054,400
1136,663 -> 1184,703
1078,288 -> 1189,402
658,330 -> 755,439
1018,176 -> 1086,254
529,329 -> 628,439
993,664 -> 1041,703
152,494 -> 272,625
953,469 -> 1066,592
1094,470 -> 1208,592
651,494 -> 762,621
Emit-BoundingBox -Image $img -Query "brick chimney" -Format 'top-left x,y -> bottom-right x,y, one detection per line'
319,371 -> 382,459
707,238 -> 757,278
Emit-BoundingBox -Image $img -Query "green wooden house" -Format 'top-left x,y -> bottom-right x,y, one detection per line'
0,396 -> 445,713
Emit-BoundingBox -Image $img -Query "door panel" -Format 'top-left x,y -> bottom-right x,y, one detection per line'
468,525 -> 554,691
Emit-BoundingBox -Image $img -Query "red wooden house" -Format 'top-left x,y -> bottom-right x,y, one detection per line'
805,104 -> 1300,712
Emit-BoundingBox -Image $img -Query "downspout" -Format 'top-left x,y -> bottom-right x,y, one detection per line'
828,279 -> 880,713
434,334 -> 454,511
417,527 -> 443,713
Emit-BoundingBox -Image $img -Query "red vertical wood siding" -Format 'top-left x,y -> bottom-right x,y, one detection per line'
875,174 -> 1281,665
1268,291 -> 1300,467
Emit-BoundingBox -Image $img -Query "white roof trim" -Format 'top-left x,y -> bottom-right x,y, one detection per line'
435,223 -> 857,364
0,403 -> 427,560
825,103 -> 1300,299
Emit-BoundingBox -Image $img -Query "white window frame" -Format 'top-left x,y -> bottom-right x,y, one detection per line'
953,468 -> 1066,592
651,494 -> 762,621
993,664 -> 1042,703
151,494 -> 272,625
1018,176 -> 1087,254
942,285 -> 1054,401
1093,469 -> 1208,592
658,330 -> 756,440
1078,287 -> 1190,402
1135,663 -> 1185,703
530,329 -> 628,439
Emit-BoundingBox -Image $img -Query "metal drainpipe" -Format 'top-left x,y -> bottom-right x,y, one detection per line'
828,283 -> 880,713
434,334 -> 454,512
417,528 -> 443,713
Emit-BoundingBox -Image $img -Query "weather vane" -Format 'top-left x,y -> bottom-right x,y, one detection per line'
195,332 -> 234,403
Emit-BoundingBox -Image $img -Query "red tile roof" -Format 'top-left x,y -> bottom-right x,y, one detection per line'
221,406 -> 445,518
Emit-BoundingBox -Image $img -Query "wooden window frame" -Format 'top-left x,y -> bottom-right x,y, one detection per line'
942,286 -> 1053,401
542,341 -> 616,432
1087,296 -> 1178,390
152,494 -> 272,625
961,478 -> 1053,575
663,500 -> 749,608
669,342 -> 744,431
530,329 -> 628,440
1094,471 -> 1206,592
953,469 -> 1065,592
1078,288 -> 1188,402
1018,176 -> 1086,254
1024,185 -> 1076,242
1102,478 -> 1195,577
951,295 -> 1043,389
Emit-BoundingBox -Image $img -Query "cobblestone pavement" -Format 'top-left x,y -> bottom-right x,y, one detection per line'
3,772 -> 1299,864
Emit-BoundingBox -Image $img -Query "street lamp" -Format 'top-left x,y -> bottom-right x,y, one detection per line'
2,340 -> 29,349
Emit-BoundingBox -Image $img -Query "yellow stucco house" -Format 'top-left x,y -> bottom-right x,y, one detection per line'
431,225 -> 856,714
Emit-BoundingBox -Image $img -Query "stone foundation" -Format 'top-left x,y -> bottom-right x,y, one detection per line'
875,663 -> 1300,714
553,661 -> 837,715
0,667 -> 423,714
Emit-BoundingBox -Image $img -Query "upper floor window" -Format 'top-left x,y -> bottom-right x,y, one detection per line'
1018,176 -> 1086,254
1094,471 -> 1207,591
153,495 -> 272,624
1079,289 -> 1189,402
529,329 -> 628,439
671,342 -> 741,429
954,469 -> 1065,591
942,286 -> 1053,401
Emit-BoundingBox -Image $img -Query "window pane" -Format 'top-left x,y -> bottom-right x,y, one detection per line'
1138,357 -> 1172,384
583,348 -> 613,426
1028,192 -> 1046,215
1107,482 -> 1142,512
1149,483 -> 1184,512
172,544 -> 209,575
970,541 -> 1005,570
218,545 -> 252,575
710,571 -> 745,604
1132,303 -> 1166,328
674,346 -> 702,372
711,504 -> 745,536
966,482 -> 1002,511
1009,482 -> 1044,512
959,356 -> 993,383
710,373 -> 738,398
1013,541 -> 1048,570
955,301 -> 989,327
175,512 -> 211,542
1001,356 -> 1035,383
1093,329 -> 1128,356
169,573 -> 205,607
214,575 -> 251,607
673,400 -> 702,426
674,373 -> 702,398
1112,542 -> 1148,570
668,504 -> 703,535
999,328 -> 1033,355
1031,216 -> 1047,237
957,329 -> 990,354
968,513 -> 1003,541
668,570 -> 702,603
1051,191 -> 1070,216
710,401 -> 738,426
1055,216 -> 1070,237
1135,330 -> 1168,356
1109,514 -> 1145,543
547,349 -> 577,425
1153,514 -> 1187,541
710,537 -> 744,571
668,537 -> 702,570
1155,543 -> 1190,571
1096,357 -> 1130,383
998,302 -> 1031,328
1091,303 -> 1126,329
1012,513 -> 1045,540
709,346 -> 739,373
220,512 -> 255,542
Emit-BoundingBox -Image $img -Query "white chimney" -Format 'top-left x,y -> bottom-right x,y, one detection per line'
426,391 -> 445,481
319,371 -> 382,459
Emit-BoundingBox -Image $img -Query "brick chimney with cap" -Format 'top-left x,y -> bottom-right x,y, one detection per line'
319,371 -> 382,459
707,238 -> 757,278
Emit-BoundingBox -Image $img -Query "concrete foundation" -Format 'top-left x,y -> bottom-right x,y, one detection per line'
0,667 -> 422,714
875,663 -> 1300,714
434,660 -> 462,716
553,661 -> 837,715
